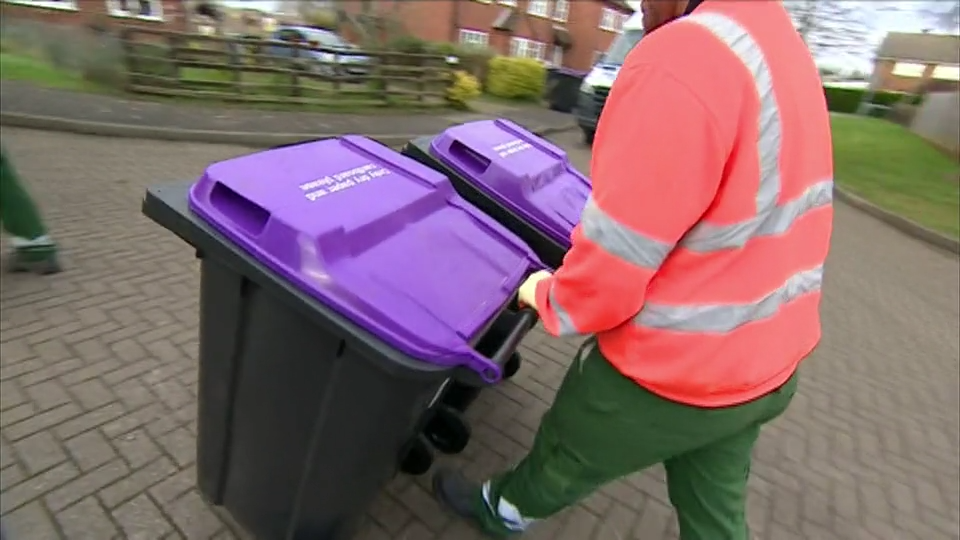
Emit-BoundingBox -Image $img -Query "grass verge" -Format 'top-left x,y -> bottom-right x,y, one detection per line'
832,114 -> 959,239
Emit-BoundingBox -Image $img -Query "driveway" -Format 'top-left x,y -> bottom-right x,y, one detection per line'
0,128 -> 957,540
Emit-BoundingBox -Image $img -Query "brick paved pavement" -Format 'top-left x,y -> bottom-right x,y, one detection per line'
0,128 -> 958,540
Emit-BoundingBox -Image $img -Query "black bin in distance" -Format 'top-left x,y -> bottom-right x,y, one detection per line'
545,67 -> 587,113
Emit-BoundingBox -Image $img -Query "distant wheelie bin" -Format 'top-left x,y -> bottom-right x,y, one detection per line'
401,118 -> 591,414
545,67 -> 587,113
141,135 -> 543,540
402,118 -> 591,270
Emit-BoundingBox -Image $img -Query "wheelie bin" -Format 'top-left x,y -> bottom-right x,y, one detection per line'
401,118 -> 590,414
545,67 -> 587,113
402,118 -> 591,270
141,135 -> 543,540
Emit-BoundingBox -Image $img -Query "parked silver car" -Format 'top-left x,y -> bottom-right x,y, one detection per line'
267,25 -> 371,77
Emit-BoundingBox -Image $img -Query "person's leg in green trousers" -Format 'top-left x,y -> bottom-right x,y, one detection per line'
0,147 -> 61,274
433,339 -> 798,539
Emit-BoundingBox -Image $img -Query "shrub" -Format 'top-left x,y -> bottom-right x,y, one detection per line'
823,86 -> 904,114
302,8 -> 339,31
486,56 -> 545,101
431,43 -> 495,85
446,70 -> 481,110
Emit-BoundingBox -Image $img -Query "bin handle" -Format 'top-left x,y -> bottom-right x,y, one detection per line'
459,308 -> 538,385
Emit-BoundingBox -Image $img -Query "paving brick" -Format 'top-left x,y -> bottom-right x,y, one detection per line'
99,457 -> 178,509
12,431 -> 69,476
1,128 -> 958,540
45,458 -> 129,512
64,429 -> 117,472
163,489 -> 226,539
54,496 -> 120,540
112,493 -> 175,540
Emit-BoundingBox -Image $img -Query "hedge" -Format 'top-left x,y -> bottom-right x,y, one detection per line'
486,56 -> 545,101
823,86 -> 905,114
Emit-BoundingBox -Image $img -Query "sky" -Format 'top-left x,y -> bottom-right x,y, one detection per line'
220,0 -> 953,74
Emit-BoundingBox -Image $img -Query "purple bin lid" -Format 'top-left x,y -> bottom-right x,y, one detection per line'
188,135 -> 543,382
429,118 -> 591,250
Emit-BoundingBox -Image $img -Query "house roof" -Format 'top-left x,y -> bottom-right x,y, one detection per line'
876,32 -> 960,65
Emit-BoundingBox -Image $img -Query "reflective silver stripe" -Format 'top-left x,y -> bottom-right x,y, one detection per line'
548,286 -> 581,336
682,180 -> 834,251
581,195 -> 673,269
636,265 -> 824,333
685,12 -> 782,216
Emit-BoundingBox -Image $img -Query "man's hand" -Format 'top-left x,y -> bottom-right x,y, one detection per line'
517,270 -> 552,311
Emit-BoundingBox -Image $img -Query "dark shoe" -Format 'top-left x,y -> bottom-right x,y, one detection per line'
6,247 -> 61,275
432,468 -> 517,538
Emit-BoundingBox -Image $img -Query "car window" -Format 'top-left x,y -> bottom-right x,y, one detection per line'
277,29 -> 304,42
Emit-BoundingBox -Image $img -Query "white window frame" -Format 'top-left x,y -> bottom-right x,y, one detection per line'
2,0 -> 78,10
599,7 -> 619,31
510,37 -> 545,61
932,64 -> 960,81
552,0 -> 569,22
474,0 -> 492,3
458,29 -> 490,48
499,0 -> 518,6
550,45 -> 563,67
107,0 -> 164,21
527,0 -> 549,18
892,62 -> 926,78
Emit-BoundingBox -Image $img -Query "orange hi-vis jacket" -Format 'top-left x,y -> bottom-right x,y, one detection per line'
533,0 -> 834,407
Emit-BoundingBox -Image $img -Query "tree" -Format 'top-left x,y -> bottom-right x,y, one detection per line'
782,0 -> 884,62
917,1 -> 960,33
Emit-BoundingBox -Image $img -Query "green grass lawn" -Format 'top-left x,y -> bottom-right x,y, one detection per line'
0,52 -> 101,91
832,114 -> 960,238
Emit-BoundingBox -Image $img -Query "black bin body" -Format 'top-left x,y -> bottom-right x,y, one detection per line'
545,68 -> 586,113
142,182 -> 531,540
402,137 -> 568,270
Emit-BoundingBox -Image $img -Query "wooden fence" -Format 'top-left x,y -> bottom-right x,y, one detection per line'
117,28 -> 454,108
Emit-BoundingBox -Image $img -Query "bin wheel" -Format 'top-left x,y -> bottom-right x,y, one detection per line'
582,129 -> 595,146
503,352 -> 522,380
424,405 -> 471,455
399,435 -> 434,476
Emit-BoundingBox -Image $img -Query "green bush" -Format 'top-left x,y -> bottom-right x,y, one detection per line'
430,43 -> 495,85
486,56 -> 545,101
446,70 -> 481,110
822,86 -> 904,114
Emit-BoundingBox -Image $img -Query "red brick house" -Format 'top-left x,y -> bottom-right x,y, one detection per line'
1,0 -> 189,31
340,0 -> 635,72
870,32 -> 960,94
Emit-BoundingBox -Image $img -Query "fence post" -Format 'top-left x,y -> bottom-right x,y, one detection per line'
119,28 -> 138,90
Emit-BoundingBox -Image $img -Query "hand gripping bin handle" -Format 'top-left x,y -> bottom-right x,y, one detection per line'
455,307 -> 538,387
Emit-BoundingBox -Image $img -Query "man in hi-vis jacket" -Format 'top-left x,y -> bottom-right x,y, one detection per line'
431,0 -> 834,538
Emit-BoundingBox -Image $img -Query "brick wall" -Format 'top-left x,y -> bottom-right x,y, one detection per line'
0,0 -> 188,32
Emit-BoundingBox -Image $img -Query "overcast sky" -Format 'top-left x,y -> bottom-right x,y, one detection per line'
222,0 -> 948,73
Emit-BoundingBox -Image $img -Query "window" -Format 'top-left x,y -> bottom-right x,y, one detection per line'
107,0 -> 164,21
932,64 -> 960,81
474,0 -> 492,3
459,29 -> 489,48
2,0 -> 77,10
599,7 -> 620,31
550,45 -> 563,67
499,0 -> 518,5
527,0 -> 549,18
552,0 -> 569,21
891,62 -> 926,78
510,37 -> 545,60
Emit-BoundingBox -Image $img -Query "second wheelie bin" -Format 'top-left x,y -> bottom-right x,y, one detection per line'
401,118 -> 591,414
402,118 -> 591,270
141,135 -> 543,540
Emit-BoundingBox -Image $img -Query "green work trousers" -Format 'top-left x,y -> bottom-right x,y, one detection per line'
476,339 -> 798,539
0,146 -> 49,243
